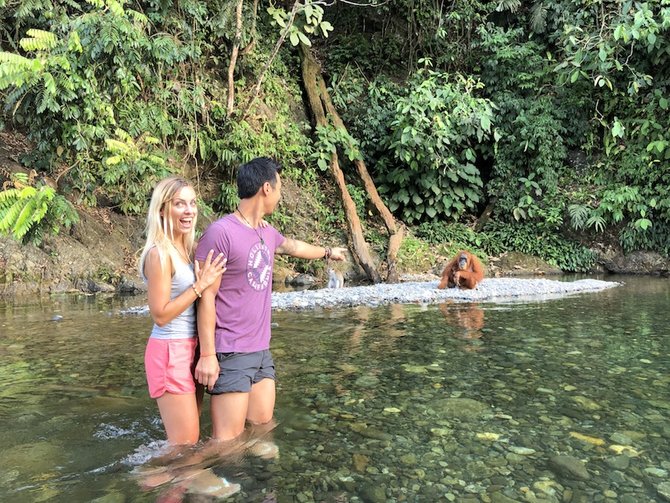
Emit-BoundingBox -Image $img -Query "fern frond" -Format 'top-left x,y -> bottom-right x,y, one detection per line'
32,186 -> 55,223
568,203 -> 589,230
19,185 -> 37,198
61,0 -> 83,11
127,8 -> 149,25
0,198 -> 26,232
15,0 -> 52,19
32,199 -> 50,223
496,0 -> 521,13
20,29 -> 57,52
0,188 -> 21,207
3,84 -> 32,111
12,172 -> 29,184
13,196 -> 37,239
105,138 -> 132,152
586,214 -> 606,233
0,52 -> 33,66
529,2 -> 548,33
0,52 -> 36,90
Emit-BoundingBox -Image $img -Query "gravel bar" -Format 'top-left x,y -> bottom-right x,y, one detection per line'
120,278 -> 620,316
272,278 -> 621,311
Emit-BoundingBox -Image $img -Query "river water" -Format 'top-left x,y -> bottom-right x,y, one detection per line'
0,275 -> 668,502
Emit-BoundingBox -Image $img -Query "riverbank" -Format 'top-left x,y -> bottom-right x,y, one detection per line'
1,184 -> 668,299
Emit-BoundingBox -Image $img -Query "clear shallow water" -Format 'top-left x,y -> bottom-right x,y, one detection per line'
0,276 -> 669,502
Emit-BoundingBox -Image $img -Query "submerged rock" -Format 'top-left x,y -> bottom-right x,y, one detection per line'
657,481 -> 670,501
433,398 -> 490,421
548,455 -> 590,480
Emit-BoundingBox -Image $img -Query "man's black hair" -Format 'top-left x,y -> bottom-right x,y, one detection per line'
237,157 -> 283,199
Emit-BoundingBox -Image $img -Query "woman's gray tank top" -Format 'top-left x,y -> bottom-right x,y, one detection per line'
150,259 -> 197,340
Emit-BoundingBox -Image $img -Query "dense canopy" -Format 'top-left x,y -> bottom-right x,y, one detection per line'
0,0 -> 668,274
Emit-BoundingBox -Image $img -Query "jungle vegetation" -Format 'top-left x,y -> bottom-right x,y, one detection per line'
0,0 -> 668,278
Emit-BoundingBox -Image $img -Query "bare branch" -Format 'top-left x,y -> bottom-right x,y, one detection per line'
227,0 -> 244,116
242,0 -> 301,119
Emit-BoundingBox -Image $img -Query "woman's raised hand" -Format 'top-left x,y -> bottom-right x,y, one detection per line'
194,249 -> 227,290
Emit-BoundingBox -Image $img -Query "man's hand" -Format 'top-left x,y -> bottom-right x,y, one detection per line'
195,354 -> 220,390
329,247 -> 348,262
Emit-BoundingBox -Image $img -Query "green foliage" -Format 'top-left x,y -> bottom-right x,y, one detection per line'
324,0 -> 493,73
548,1 -> 670,254
331,71 -> 401,163
567,182 -> 665,254
346,183 -> 368,222
474,25 -> 580,229
0,3 -> 177,210
268,0 -> 333,47
0,0 -> 317,215
481,221 -> 596,272
619,221 -> 670,256
376,68 -> 494,223
310,122 -> 362,171
416,221 -> 481,249
207,114 -> 313,211
396,235 -> 435,273
214,182 -> 240,215
334,67 -> 495,225
0,173 -> 78,244
203,67 -> 314,204
101,130 -> 175,213
555,1 -> 667,96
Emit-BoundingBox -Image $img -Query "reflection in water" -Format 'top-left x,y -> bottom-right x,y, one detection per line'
439,301 -> 485,347
0,276 -> 669,502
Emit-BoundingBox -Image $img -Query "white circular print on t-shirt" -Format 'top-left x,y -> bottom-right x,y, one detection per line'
246,242 -> 272,291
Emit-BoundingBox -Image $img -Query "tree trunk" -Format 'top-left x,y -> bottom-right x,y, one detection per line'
475,199 -> 496,232
226,0 -> 244,116
301,45 -> 393,284
317,77 -> 404,282
329,154 -> 382,282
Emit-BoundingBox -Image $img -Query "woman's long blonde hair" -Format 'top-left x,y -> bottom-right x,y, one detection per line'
139,176 -> 197,279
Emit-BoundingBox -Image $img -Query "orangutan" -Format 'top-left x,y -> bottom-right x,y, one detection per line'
438,250 -> 484,289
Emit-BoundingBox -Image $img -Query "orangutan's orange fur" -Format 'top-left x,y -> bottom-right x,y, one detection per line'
438,250 -> 484,289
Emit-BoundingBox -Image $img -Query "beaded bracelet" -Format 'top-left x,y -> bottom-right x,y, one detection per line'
191,283 -> 202,298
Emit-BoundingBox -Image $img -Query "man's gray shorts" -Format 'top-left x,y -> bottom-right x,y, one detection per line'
208,349 -> 275,395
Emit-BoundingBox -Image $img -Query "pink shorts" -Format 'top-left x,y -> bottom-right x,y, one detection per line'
144,337 -> 198,399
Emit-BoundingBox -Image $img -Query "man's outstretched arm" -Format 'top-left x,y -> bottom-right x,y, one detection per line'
276,238 -> 347,261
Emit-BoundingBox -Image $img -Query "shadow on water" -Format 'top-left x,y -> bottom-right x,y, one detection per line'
0,275 -> 669,502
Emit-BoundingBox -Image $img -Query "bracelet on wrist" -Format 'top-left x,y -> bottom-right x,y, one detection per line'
191,283 -> 202,298
200,353 -> 216,358
323,247 -> 332,260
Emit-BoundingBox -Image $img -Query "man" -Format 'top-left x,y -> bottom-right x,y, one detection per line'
194,157 -> 347,440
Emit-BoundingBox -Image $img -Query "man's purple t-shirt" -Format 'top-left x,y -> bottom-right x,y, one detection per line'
195,214 -> 285,353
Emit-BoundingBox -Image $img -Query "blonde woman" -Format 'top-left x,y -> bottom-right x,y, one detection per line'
139,176 -> 226,445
